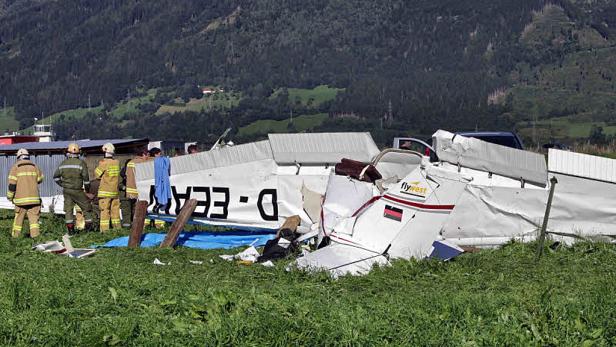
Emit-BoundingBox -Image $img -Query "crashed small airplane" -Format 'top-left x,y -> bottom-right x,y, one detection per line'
134,131 -> 616,276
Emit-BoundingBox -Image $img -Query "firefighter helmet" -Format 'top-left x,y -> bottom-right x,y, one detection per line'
102,142 -> 115,154
67,143 -> 80,154
16,148 -> 29,158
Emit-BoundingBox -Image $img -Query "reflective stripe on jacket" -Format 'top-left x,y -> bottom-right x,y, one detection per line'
125,157 -> 144,199
96,158 -> 120,198
8,159 -> 43,206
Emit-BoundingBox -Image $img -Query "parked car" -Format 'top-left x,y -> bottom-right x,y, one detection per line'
455,131 -> 524,150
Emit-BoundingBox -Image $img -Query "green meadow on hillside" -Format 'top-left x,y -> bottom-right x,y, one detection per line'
156,91 -> 242,115
271,85 -> 344,106
238,113 -> 328,137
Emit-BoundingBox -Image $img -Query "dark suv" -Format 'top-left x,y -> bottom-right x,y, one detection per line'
456,131 -> 524,150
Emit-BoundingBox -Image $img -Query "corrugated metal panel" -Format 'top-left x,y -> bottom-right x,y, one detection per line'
268,132 -> 380,164
434,130 -> 548,186
135,140 -> 273,181
0,154 -> 64,197
548,148 -> 616,183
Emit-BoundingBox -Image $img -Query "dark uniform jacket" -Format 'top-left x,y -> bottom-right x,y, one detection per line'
53,157 -> 90,191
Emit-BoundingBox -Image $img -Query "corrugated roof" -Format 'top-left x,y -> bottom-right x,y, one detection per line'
268,132 -> 380,164
135,140 -> 273,180
0,138 -> 148,154
548,148 -> 616,183
434,130 -> 548,186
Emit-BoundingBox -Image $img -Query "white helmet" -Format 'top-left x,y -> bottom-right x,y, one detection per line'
102,142 -> 115,154
16,148 -> 29,158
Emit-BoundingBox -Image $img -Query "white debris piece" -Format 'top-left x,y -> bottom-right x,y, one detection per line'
236,246 -> 261,262
32,241 -> 65,253
153,258 -> 168,265
219,254 -> 235,261
219,246 -> 262,263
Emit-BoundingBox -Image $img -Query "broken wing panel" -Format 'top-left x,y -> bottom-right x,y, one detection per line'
549,173 -> 616,241
294,243 -> 389,278
440,185 -> 547,246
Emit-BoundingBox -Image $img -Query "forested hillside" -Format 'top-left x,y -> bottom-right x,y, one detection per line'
1,0 -> 616,144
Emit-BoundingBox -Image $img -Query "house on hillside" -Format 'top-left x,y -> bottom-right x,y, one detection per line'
201,86 -> 224,95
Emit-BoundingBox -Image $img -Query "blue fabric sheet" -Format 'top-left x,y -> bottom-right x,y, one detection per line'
154,156 -> 171,203
102,231 -> 276,249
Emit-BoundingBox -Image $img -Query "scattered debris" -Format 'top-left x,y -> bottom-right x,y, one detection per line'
236,246 -> 260,262
153,258 -> 168,265
429,240 -> 464,261
218,254 -> 234,261
260,260 -> 275,267
189,260 -> 204,265
32,235 -> 96,258
32,241 -> 65,253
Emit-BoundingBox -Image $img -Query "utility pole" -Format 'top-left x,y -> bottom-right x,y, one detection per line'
88,94 -> 91,110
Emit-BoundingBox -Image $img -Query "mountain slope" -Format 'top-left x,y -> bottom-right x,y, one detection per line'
1,0 -> 616,144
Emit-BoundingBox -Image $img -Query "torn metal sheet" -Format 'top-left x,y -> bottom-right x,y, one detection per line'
433,130 -> 548,186
294,243 -> 389,277
320,173 -> 377,241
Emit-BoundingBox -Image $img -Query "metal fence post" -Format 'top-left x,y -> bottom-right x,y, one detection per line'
536,176 -> 558,260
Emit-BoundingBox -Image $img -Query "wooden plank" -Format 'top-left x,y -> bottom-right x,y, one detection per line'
128,200 -> 149,248
160,199 -> 198,248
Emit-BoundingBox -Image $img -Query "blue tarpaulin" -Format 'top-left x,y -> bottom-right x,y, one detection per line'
102,231 -> 276,250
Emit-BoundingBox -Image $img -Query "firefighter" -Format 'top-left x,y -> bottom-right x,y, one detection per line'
8,149 -> 44,238
96,142 -> 121,231
53,143 -> 95,234
120,148 -> 148,228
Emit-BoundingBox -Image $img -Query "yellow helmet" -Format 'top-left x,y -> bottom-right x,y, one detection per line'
102,142 -> 115,154
16,148 -> 29,158
67,143 -> 80,154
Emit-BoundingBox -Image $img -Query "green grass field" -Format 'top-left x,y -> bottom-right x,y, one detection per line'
0,106 -> 19,132
110,89 -> 158,117
238,113 -> 328,136
271,85 -> 344,106
1,211 -> 615,345
517,116 -> 616,142
156,92 -> 241,115
45,106 -> 105,124
30,89 -> 159,127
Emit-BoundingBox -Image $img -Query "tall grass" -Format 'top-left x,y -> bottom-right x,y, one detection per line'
0,213 -> 615,345
571,141 -> 616,158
